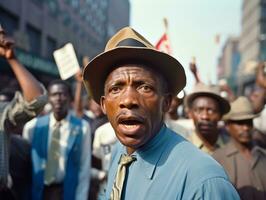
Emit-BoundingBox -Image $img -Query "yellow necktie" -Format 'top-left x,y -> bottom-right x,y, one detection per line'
44,122 -> 61,185
110,154 -> 136,200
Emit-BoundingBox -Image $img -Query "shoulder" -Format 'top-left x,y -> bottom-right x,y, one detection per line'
95,123 -> 116,141
188,176 -> 240,199
212,142 -> 234,162
169,141 -> 238,198
163,128 -> 229,181
69,114 -> 88,127
96,122 -> 113,133
212,145 -> 228,159
23,116 -> 39,129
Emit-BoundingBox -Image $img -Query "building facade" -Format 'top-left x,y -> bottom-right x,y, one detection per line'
238,0 -> 266,94
0,0 -> 130,88
217,37 -> 241,94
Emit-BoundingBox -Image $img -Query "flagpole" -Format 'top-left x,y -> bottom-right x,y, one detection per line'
163,17 -> 168,34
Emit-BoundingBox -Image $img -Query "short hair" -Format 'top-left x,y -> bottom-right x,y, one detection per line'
47,79 -> 73,99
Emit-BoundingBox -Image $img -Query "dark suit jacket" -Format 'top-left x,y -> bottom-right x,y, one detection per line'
9,135 -> 31,200
213,140 -> 266,200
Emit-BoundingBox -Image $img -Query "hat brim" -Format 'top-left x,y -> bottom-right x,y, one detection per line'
185,92 -> 231,115
223,113 -> 259,121
83,47 -> 186,104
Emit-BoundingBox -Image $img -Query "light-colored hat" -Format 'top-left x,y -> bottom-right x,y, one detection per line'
223,96 -> 259,121
82,27 -> 186,104
185,83 -> 230,115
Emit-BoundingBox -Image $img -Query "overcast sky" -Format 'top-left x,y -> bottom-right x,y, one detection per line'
129,0 -> 242,91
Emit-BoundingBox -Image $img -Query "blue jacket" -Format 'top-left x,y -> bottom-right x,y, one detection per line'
31,114 -> 83,200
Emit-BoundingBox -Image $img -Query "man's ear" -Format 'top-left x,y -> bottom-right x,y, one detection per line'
100,96 -> 107,115
163,94 -> 172,112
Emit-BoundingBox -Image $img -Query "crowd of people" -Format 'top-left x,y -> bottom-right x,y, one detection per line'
0,24 -> 266,200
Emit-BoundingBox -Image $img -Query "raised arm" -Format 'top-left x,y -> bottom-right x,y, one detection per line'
0,27 -> 43,102
256,62 -> 266,89
74,69 -> 84,117
189,59 -> 201,84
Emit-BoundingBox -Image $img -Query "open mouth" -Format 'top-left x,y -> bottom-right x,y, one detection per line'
117,116 -> 144,133
120,119 -> 142,128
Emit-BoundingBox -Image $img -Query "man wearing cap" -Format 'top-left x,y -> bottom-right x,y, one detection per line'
213,97 -> 266,200
186,83 -> 230,154
83,27 -> 239,200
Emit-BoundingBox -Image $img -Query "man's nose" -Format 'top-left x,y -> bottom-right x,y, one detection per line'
242,124 -> 251,131
54,93 -> 63,101
200,110 -> 210,120
119,87 -> 139,109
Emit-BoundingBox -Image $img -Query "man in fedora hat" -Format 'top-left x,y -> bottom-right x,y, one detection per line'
185,83 -> 230,154
83,27 -> 239,200
213,96 -> 266,200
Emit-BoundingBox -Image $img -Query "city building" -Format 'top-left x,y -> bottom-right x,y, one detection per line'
238,0 -> 266,94
0,0 -> 130,89
217,37 -> 241,94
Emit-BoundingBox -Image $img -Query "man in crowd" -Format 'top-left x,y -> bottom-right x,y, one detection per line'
186,83 -> 230,154
213,96 -> 266,200
92,122 -> 117,198
0,27 -> 47,199
73,68 -> 108,200
23,80 -> 91,200
82,27 -> 239,199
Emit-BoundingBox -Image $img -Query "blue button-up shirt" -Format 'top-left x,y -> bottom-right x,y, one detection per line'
102,125 -> 240,200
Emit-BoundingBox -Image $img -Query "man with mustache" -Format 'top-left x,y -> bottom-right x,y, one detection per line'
23,80 -> 91,200
82,27 -> 239,200
186,83 -> 230,154
213,97 -> 266,200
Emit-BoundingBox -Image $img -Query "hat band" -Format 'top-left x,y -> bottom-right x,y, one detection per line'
117,38 -> 147,48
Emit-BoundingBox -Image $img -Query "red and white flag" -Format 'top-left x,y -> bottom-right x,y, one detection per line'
155,33 -> 172,55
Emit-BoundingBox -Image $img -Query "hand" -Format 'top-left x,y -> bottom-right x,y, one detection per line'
189,62 -> 197,75
0,27 -> 15,59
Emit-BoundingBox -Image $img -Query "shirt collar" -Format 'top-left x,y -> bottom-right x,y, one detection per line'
251,146 -> 266,168
225,140 -> 239,156
130,124 -> 168,180
225,140 -> 266,169
190,131 -> 224,154
50,112 -> 70,127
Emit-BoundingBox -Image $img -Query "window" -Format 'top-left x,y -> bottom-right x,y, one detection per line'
0,7 -> 19,36
26,24 -> 41,56
46,36 -> 57,60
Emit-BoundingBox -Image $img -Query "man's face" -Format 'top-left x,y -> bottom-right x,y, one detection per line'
48,83 -> 70,119
101,65 -> 171,154
227,119 -> 253,145
188,96 -> 222,136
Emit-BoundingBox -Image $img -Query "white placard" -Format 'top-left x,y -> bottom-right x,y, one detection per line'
53,43 -> 80,80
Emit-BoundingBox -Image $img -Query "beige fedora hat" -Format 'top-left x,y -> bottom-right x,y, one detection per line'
82,27 -> 186,104
223,96 -> 259,121
185,83 -> 230,115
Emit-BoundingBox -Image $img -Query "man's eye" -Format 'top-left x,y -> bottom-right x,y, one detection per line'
139,85 -> 152,93
109,86 -> 121,94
